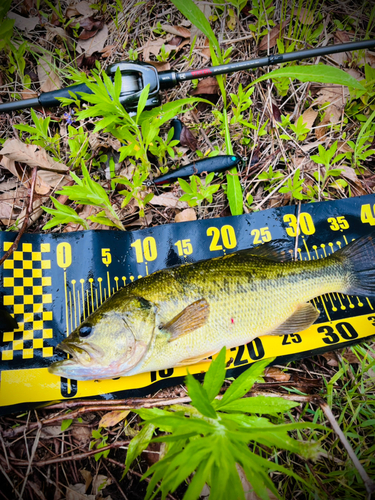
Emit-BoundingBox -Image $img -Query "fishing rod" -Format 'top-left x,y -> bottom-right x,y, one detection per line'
0,39 -> 374,114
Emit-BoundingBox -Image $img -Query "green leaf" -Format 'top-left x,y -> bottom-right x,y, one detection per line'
61,419 -> 73,432
215,358 -> 272,409
136,83 -> 150,124
169,0 -> 220,55
217,395 -> 299,414
203,347 -> 226,402
178,177 -> 193,194
123,423 -> 155,477
250,64 -> 366,90
226,169 -> 243,216
185,372 -> 217,419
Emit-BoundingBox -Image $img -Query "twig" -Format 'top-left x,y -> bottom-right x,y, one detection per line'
318,398 -> 375,499
0,166 -> 37,266
106,458 -> 179,500
0,462 -> 22,500
2,397 -> 192,439
9,440 -> 130,467
101,461 -> 128,500
19,424 -> 42,499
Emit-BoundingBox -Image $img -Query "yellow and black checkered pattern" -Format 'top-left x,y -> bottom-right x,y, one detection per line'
1,242 -> 54,365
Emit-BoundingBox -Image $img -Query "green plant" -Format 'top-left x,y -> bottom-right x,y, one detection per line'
171,0 -> 243,216
90,428 -> 110,461
116,170 -> 154,218
15,108 -> 60,158
258,165 -> 285,191
178,173 -> 221,207
248,0 -> 275,44
123,348 -> 322,500
279,168 -> 308,201
229,84 -> 255,126
41,197 -> 89,230
64,65 -> 207,174
156,44 -> 172,62
45,162 -> 125,230
346,110 -> 375,171
310,141 -> 345,188
288,115 -> 311,141
0,1 -> 14,53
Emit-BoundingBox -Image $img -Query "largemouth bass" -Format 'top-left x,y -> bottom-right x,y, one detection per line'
49,234 -> 375,381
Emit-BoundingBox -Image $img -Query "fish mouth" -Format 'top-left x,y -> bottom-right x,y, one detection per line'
56,341 -> 105,364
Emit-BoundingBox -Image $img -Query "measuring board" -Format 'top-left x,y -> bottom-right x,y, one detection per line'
1,194 -> 375,415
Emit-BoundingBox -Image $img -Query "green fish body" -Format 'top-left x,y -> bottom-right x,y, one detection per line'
48,234 -> 375,380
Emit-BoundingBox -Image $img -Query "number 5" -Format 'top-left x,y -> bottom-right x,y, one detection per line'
102,248 -> 112,266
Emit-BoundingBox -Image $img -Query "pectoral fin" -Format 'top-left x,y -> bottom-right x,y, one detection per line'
269,303 -> 319,336
162,299 -> 210,342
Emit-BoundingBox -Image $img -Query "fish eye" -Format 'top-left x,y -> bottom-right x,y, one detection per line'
79,324 -> 93,337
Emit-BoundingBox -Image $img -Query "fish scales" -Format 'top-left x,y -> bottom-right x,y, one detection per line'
119,253 -> 345,374
47,230 -> 375,381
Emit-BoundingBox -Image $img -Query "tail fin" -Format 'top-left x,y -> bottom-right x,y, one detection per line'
338,232 -> 375,297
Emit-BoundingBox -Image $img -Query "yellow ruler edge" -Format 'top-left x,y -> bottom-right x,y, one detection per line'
1,313 -> 374,407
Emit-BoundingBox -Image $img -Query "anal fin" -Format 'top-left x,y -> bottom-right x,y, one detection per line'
175,350 -> 218,367
162,299 -> 210,342
268,303 -> 319,336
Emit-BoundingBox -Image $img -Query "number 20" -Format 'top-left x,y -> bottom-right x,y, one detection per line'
207,225 -> 237,251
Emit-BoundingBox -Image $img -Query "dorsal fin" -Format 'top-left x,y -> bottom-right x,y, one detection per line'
236,239 -> 293,262
161,299 -> 210,342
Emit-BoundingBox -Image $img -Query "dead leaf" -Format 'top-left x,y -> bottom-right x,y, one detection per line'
322,351 -> 338,367
271,103 -> 281,123
76,1 -> 94,16
315,105 -> 341,140
142,39 -> 178,62
7,11 -> 39,31
339,164 -> 358,182
300,140 -> 323,152
22,88 -> 38,100
180,126 -> 198,150
98,410 -> 131,428
329,52 -> 351,66
299,108 -> 318,130
175,208 -> 196,222
80,470 -> 92,493
46,26 -> 73,50
314,84 -> 349,110
337,141 -> 354,153
92,475 -> 111,496
161,25 -> 190,38
78,16 -> 104,37
0,202 -> 16,219
77,24 -> 108,55
0,139 -> 68,173
71,425 -> 92,446
148,61 -> 171,72
334,30 -> 351,44
259,22 -> 287,51
190,77 -> 219,95
297,7 -> 314,24
342,348 -> 361,364
151,192 -> 188,209
100,44 -> 116,58
20,0 -> 36,16
66,483 -> 95,500
265,367 -> 291,382
38,56 -> 61,93
40,426 -> 64,439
